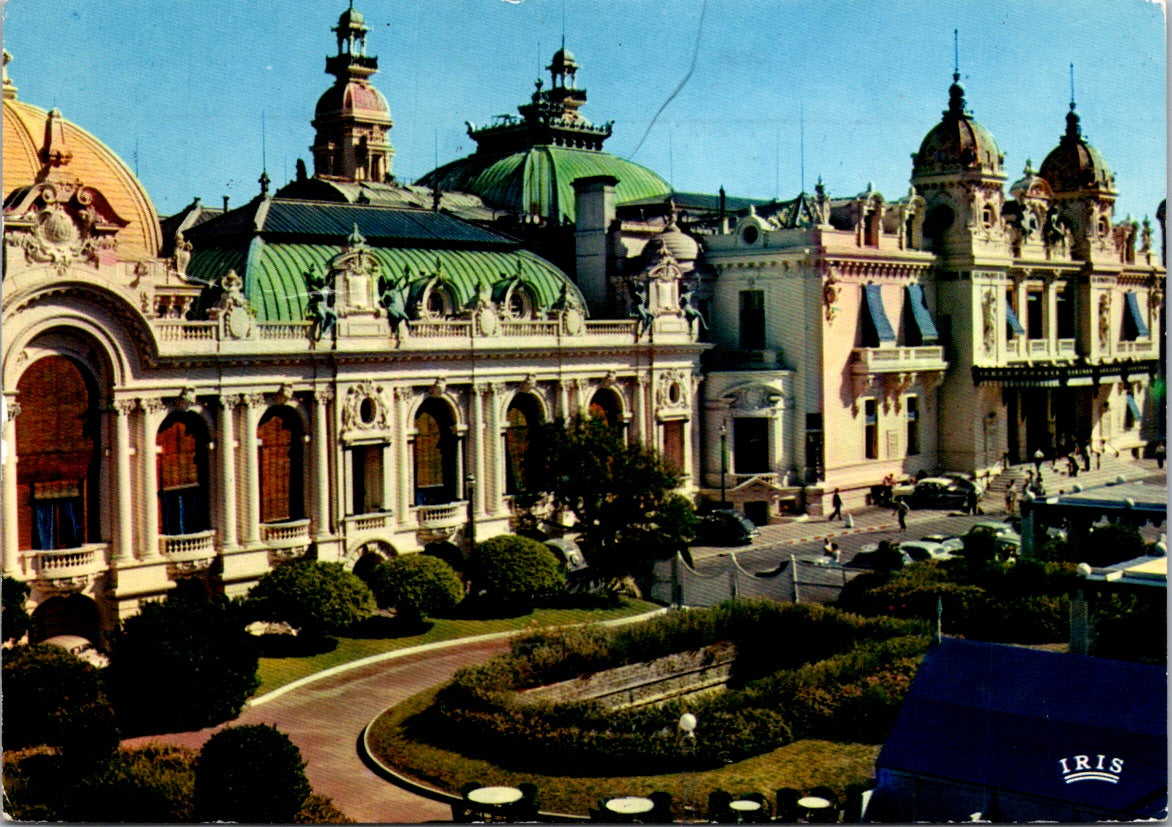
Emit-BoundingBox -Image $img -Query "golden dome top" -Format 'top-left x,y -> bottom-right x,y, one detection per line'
3,95 -> 162,260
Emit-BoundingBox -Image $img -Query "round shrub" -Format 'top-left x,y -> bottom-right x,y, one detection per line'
246,560 -> 375,637
2,643 -> 118,761
194,724 -> 311,823
368,554 -> 464,623
76,744 -> 197,822
2,575 -> 32,644
108,595 -> 259,734
470,535 -> 565,611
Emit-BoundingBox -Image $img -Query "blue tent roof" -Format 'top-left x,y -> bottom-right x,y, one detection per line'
863,283 -> 896,345
877,638 -> 1166,820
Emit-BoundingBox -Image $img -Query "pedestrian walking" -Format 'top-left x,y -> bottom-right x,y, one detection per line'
896,499 -> 909,531
829,488 -> 843,521
1081,443 -> 1091,472
1004,483 -> 1017,516
1156,442 -> 1166,470
1067,455 -> 1078,478
1033,448 -> 1044,474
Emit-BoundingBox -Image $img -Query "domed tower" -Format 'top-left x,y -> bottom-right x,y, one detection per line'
311,4 -> 394,182
910,71 -> 1008,261
1038,99 -> 1117,262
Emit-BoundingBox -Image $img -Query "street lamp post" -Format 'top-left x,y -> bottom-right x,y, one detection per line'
466,473 -> 476,553
679,712 -> 698,818
719,423 -> 728,506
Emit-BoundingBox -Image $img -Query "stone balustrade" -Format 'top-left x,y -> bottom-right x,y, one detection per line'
412,502 -> 467,529
27,544 -> 105,580
158,529 -> 216,562
850,345 -> 947,374
344,512 -> 392,533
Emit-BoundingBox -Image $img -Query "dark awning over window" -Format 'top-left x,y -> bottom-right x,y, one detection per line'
1005,298 -> 1026,336
904,284 -> 939,344
863,283 -> 896,345
1125,292 -> 1151,338
876,638 -> 1167,822
1126,393 -> 1142,421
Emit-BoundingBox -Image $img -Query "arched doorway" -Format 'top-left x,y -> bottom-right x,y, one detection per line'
414,398 -> 458,506
30,593 -> 100,643
258,406 -> 305,523
587,388 -> 622,429
504,394 -> 543,495
422,540 -> 465,574
15,355 -> 101,551
157,412 -> 212,535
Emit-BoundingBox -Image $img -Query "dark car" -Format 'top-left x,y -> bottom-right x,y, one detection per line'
900,477 -> 969,510
697,509 -> 759,546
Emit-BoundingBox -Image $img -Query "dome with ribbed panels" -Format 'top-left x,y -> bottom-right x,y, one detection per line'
1039,105 -> 1115,194
3,95 -> 162,260
912,75 -> 1004,179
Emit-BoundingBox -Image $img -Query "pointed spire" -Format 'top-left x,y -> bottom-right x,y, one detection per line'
946,29 -> 968,117
258,169 -> 271,197
1064,63 -> 1082,140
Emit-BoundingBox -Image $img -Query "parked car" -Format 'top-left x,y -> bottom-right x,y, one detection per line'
899,540 -> 955,562
697,509 -> 759,546
850,542 -> 911,571
939,472 -> 986,498
921,534 -> 965,554
900,477 -> 969,510
42,635 -> 109,668
964,521 -> 1022,557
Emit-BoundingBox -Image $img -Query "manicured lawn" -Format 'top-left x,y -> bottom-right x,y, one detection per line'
254,599 -> 660,697
367,684 -> 880,818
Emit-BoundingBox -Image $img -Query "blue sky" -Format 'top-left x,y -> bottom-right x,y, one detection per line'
4,0 -> 1165,222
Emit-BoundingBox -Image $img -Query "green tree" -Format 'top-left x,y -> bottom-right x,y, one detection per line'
75,744 -> 198,823
538,415 -> 695,578
245,560 -> 375,638
1,643 -> 119,762
108,594 -> 259,734
194,724 -> 311,823
2,575 -> 32,644
367,554 -> 464,624
470,535 -> 565,611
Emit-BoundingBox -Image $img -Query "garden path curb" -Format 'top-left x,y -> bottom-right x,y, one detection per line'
352,608 -> 670,822
248,606 -> 668,707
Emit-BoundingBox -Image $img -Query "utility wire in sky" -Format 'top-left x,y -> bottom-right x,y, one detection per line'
627,0 -> 709,161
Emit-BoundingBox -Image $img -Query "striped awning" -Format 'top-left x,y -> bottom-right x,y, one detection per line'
1005,299 -> 1026,336
905,284 -> 940,344
863,283 -> 896,344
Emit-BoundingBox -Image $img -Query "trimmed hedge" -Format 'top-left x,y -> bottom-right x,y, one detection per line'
431,601 -> 927,773
469,535 -> 565,611
368,554 -> 464,623
246,561 -> 375,637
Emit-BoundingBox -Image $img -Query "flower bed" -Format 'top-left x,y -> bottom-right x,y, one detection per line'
431,601 -> 928,774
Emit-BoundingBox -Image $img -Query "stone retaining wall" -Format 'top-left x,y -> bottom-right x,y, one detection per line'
515,641 -> 736,709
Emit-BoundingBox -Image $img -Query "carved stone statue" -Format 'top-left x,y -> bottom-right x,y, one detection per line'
172,232 -> 192,277
627,277 -> 654,335
982,289 -> 997,354
679,281 -> 707,332
1098,294 -> 1111,346
305,267 -> 337,340
378,271 -> 409,336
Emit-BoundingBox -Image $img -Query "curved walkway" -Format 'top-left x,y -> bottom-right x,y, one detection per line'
122,610 -> 666,823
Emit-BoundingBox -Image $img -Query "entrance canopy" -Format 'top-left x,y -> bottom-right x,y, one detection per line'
874,638 -> 1167,822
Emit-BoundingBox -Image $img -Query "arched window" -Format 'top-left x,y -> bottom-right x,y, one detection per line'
587,388 -> 622,429
258,407 -> 305,523
414,398 -> 458,506
15,356 -> 100,550
504,394 -> 543,494
157,413 -> 211,535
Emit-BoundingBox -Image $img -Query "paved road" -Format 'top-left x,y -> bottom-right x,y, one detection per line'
125,637 -> 510,823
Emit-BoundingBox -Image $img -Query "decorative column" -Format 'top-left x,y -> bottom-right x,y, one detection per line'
485,383 -> 503,516
312,389 -> 333,539
556,381 -> 570,421
139,398 -> 166,560
394,388 -> 414,519
112,399 -> 136,563
240,394 -> 265,546
634,374 -> 652,446
2,399 -> 21,575
218,395 -> 240,549
469,383 -> 486,518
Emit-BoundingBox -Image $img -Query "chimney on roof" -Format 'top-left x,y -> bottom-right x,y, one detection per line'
223,195 -> 230,213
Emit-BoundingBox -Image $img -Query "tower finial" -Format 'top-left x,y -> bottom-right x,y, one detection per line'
1069,62 -> 1076,110
953,29 -> 959,82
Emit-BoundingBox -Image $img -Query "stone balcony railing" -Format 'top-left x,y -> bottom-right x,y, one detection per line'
850,345 -> 947,375
26,543 -> 107,583
412,502 -> 468,530
343,512 -> 393,534
159,530 -> 216,562
1117,339 -> 1155,356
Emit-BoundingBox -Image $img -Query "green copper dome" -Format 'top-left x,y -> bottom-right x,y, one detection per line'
416,46 -> 672,224
185,197 -> 584,323
420,145 -> 670,225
